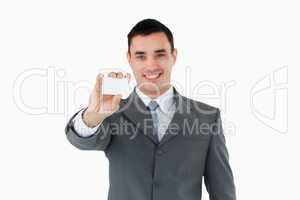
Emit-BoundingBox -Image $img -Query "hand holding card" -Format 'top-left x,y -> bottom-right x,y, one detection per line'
83,72 -> 131,128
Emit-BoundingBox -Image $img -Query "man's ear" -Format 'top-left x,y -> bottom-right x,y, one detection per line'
171,48 -> 178,65
126,51 -> 131,63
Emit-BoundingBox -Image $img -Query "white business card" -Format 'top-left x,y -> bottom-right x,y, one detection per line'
102,77 -> 130,97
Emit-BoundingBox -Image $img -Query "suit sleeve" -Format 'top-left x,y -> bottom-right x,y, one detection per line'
65,108 -> 112,151
204,109 -> 236,200
72,109 -> 100,137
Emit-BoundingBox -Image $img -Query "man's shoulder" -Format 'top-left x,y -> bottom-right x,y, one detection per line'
181,95 -> 219,114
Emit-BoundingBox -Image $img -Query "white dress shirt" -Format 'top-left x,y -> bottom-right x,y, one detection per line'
73,86 -> 176,141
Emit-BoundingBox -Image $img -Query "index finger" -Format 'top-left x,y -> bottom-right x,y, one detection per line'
95,73 -> 104,93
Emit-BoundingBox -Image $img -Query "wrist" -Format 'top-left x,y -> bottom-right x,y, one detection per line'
82,109 -> 105,128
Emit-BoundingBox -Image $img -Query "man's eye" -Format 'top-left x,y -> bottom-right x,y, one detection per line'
156,54 -> 165,58
136,56 -> 145,60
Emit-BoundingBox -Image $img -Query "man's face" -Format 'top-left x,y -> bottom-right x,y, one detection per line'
127,32 -> 177,97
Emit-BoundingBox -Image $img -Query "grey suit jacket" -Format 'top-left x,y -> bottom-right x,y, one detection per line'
65,88 -> 236,200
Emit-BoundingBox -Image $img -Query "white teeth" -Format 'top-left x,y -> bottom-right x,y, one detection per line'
144,73 -> 160,79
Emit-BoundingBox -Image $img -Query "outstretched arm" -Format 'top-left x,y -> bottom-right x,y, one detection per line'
65,108 -> 112,151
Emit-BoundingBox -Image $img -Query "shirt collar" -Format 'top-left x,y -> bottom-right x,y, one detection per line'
135,86 -> 174,113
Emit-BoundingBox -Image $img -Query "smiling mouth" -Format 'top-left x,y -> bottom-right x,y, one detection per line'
143,72 -> 162,80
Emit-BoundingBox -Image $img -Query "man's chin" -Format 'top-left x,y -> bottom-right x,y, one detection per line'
137,84 -> 160,94
137,82 -> 170,97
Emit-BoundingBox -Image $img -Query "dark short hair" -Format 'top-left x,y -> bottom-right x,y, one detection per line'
127,19 -> 174,53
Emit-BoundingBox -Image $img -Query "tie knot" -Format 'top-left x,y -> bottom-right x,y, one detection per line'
147,101 -> 159,111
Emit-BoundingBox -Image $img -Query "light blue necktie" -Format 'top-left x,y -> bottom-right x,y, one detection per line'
147,101 -> 160,142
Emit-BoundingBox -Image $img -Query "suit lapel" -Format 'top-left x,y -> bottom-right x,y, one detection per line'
158,88 -> 192,146
119,87 -> 193,146
119,90 -> 159,144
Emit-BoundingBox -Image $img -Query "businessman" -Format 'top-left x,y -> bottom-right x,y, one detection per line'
65,19 -> 236,200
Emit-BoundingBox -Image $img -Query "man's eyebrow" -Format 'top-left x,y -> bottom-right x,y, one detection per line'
154,49 -> 167,53
134,51 -> 146,55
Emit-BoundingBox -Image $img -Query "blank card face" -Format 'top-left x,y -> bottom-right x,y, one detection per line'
102,77 -> 130,96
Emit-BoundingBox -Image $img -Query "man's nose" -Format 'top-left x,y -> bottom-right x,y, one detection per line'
145,57 -> 158,69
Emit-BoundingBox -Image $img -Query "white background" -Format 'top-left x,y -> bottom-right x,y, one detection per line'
1,0 -> 299,199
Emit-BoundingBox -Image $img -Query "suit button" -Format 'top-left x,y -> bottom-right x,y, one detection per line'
156,149 -> 164,156
153,181 -> 160,187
